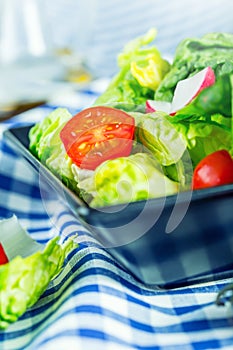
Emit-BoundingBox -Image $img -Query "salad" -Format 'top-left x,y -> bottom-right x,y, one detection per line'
29,29 -> 233,207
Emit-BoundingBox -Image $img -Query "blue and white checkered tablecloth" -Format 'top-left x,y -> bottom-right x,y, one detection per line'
1,85 -> 233,350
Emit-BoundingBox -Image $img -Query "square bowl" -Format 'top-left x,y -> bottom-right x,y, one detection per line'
3,125 -> 233,289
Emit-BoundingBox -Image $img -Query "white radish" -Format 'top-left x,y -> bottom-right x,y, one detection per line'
146,66 -> 215,115
146,99 -> 171,114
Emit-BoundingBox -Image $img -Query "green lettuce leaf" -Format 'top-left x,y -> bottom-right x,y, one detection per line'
172,120 -> 232,166
0,235 -> 78,329
131,111 -> 191,188
73,153 -> 179,207
29,108 -> 78,192
134,111 -> 187,166
155,32 -> 233,102
29,107 -> 72,159
93,28 -> 170,106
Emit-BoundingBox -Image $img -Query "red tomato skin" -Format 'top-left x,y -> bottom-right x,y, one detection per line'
0,243 -> 9,265
192,150 -> 233,190
60,106 -> 135,170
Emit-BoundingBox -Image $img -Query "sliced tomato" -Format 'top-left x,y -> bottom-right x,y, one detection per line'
60,106 -> 135,170
192,150 -> 233,190
0,243 -> 8,265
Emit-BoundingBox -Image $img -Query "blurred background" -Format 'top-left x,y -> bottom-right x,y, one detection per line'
0,0 -> 232,113
44,0 -> 233,76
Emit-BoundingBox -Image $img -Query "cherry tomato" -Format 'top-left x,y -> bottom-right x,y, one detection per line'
192,150 -> 233,190
0,243 -> 8,265
60,106 -> 135,170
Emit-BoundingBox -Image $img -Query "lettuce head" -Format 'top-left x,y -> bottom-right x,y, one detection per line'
72,153 -> 179,207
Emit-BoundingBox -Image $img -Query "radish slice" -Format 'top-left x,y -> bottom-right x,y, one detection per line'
0,215 -> 42,262
146,66 -> 215,115
146,100 -> 171,114
0,243 -> 8,265
170,66 -> 215,113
